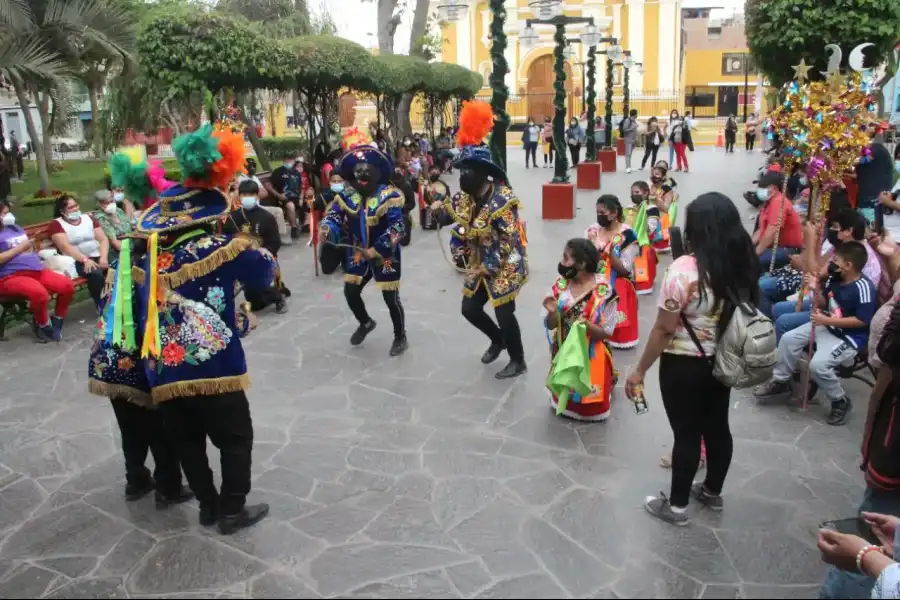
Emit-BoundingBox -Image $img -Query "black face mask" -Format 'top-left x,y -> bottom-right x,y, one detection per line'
828,261 -> 842,279
558,262 -> 578,279
353,164 -> 381,196
596,214 -> 611,228
826,229 -> 842,248
630,194 -> 644,205
651,175 -> 663,184
459,168 -> 487,196
429,173 -> 441,182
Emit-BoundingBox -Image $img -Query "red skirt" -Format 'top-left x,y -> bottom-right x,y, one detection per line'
634,245 -> 657,295
549,339 -> 613,421
652,238 -> 670,253
610,277 -> 639,348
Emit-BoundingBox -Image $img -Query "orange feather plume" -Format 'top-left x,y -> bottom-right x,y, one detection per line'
207,129 -> 246,191
457,100 -> 494,147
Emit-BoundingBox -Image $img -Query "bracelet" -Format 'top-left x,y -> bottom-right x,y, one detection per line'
857,544 -> 884,574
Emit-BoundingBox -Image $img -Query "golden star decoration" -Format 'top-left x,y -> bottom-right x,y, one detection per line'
792,58 -> 813,82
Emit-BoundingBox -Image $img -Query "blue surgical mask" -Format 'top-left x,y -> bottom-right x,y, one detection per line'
330,183 -> 345,194
283,161 -> 293,169
240,196 -> 258,210
756,188 -> 770,202
65,210 -> 82,221
798,176 -> 808,186
113,191 -> 125,203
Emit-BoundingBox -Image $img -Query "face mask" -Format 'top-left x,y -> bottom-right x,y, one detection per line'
459,169 -> 486,196
828,261 -> 841,278
596,214 -> 611,228
798,176 -> 808,186
65,210 -> 81,222
895,160 -> 900,174
102,203 -> 117,215
756,188 -> 770,202
240,196 -> 258,210
113,192 -> 125,203
1,213 -> 14,226
283,162 -> 293,169
330,183 -> 345,194
528,122 -> 534,126
557,262 -> 578,280
826,229 -> 842,248
630,194 -> 645,205
651,175 -> 662,184
429,174 -> 440,182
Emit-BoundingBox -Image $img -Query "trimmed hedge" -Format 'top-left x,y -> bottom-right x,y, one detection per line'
258,137 -> 310,160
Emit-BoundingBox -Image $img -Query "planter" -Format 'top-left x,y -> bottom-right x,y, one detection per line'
542,183 -> 576,220
598,149 -> 617,173
576,162 -> 601,191
616,138 -> 625,156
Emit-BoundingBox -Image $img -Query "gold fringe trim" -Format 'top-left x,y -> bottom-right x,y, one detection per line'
88,379 -> 153,407
102,268 -> 117,299
488,275 -> 528,308
376,280 -> 400,292
132,267 -> 145,286
366,195 -> 405,226
160,237 -> 253,290
335,193 -> 362,216
444,192 -> 520,238
152,373 -> 251,404
344,274 -> 364,285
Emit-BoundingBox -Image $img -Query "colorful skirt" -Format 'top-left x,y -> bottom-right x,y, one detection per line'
633,245 -> 657,296
652,213 -> 672,253
610,277 -> 639,349
549,339 -> 613,421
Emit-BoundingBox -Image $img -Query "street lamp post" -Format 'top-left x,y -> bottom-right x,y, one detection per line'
594,41 -> 622,148
488,0 -> 509,174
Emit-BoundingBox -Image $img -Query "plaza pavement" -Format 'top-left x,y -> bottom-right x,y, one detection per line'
0,147 -> 871,598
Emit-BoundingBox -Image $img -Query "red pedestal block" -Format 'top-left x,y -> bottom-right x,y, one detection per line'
542,183 -> 576,220
616,138 -> 625,156
576,162 -> 601,190
598,149 -> 617,172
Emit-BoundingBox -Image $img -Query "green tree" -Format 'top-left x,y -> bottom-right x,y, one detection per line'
746,0 -> 900,88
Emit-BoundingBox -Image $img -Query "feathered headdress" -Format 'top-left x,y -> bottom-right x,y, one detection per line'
338,127 -> 394,186
457,101 -> 494,147
109,152 -> 154,208
172,123 -> 246,190
341,127 -> 373,152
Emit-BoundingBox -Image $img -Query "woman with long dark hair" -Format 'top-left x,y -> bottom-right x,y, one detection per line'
626,192 -> 760,525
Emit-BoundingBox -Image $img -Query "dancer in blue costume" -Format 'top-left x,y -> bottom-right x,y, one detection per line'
318,129 -> 409,356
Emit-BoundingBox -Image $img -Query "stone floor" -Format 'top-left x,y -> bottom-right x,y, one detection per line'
0,148 -> 872,599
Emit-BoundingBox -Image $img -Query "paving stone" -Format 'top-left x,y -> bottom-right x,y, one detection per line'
1,502 -> 128,559
445,561 -> 494,597
543,488 -> 631,569
45,577 -> 128,598
504,469 -> 573,506
701,584 -> 741,599
127,534 -> 267,595
522,517 -> 614,597
433,478 -> 501,527
252,467 -> 315,499
291,504 -> 377,543
364,497 -> 457,549
717,530 -> 826,585
271,440 -> 350,482
95,530 -> 156,577
83,486 -> 193,536
0,477 -> 45,532
249,572 -> 321,598
36,556 -> 99,578
613,557 -> 703,599
473,573 -> 567,599
740,470 -> 818,503
425,451 -> 548,479
392,473 -> 435,500
347,447 -> 422,476
345,569 -> 461,598
356,422 -> 435,450
0,564 -> 57,597
741,583 -> 820,599
449,500 -> 539,577
423,430 -> 505,455
221,520 -> 324,567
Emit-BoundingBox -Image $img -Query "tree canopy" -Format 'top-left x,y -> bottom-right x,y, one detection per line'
746,0 -> 900,87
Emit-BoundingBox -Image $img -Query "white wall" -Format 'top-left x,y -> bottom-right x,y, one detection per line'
1,105 -> 43,145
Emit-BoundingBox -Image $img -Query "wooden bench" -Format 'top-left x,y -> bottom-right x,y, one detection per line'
0,221 -> 88,341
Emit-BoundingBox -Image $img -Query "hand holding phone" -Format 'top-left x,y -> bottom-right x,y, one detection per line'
821,517 -> 881,546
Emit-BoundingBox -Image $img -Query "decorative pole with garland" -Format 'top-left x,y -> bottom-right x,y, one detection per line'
623,61 -> 630,116
604,54 -> 614,148
552,23 -> 569,183
585,45 -> 598,162
488,0 -> 509,175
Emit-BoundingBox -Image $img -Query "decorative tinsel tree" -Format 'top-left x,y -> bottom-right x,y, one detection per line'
604,55 -> 614,148
488,0 -> 509,174
552,23 -> 569,182
585,45 -> 597,161
623,64 -> 630,116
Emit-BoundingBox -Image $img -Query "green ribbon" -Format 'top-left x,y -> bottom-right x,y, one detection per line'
112,239 -> 137,351
633,202 -> 650,247
545,322 -> 592,416
669,201 -> 678,233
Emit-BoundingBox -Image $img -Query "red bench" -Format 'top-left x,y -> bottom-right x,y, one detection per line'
0,221 -> 88,341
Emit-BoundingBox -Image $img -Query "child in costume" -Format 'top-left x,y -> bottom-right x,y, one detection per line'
626,180 -> 659,295
649,164 -> 679,253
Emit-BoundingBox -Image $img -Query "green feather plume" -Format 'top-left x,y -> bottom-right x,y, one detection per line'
108,153 -> 153,208
172,123 -> 221,181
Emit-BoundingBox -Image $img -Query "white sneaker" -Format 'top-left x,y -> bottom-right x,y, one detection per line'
625,167 -> 632,174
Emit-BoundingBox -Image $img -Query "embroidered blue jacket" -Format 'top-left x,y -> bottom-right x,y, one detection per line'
437,185 -> 528,306
322,184 -> 405,291
138,231 -> 274,403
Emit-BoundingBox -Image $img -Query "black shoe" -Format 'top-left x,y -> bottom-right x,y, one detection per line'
51,316 -> 64,341
275,298 -> 288,314
290,226 -> 301,239
389,336 -> 408,357
350,320 -> 376,346
30,318 -> 50,344
827,397 -> 852,426
281,285 -> 292,298
155,486 -> 194,509
481,342 -> 505,364
199,504 -> 218,527
125,479 -> 155,502
495,360 -> 527,379
218,503 -> 269,535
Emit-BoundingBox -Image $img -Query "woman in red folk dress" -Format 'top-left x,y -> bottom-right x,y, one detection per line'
586,194 -> 640,349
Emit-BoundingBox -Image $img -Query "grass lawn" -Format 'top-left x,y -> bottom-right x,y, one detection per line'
9,159 -> 179,226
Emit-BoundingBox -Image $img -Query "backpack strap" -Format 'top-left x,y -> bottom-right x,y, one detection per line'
680,312 -> 715,369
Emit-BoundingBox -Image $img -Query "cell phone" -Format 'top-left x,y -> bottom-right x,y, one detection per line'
821,517 -> 881,545
874,203 -> 885,236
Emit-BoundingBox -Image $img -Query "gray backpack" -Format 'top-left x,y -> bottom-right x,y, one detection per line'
683,291 -> 776,389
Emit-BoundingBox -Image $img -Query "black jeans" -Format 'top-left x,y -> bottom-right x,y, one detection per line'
543,143 -> 554,165
525,143 -> 537,167
569,144 -> 581,166
75,260 -> 106,308
344,267 -> 406,339
725,131 -> 736,152
159,391 -> 254,515
461,283 -> 524,363
659,353 -> 733,507
745,133 -> 756,151
641,143 -> 659,168
110,397 -> 183,495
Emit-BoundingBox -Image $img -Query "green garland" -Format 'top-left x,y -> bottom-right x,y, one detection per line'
488,0 -> 509,176
623,65 -> 630,116
585,46 -> 597,161
552,23 -> 569,183
604,56 -> 614,148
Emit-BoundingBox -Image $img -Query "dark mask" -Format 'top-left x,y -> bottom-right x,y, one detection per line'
596,215 -> 611,228
557,262 -> 578,279
827,261 -> 841,278
459,168 -> 487,196
429,173 -> 441,182
826,229 -> 842,248
651,175 -> 663,184
353,163 -> 381,196
630,194 -> 644,205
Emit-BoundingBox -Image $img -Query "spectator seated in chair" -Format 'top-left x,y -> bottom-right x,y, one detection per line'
263,151 -> 303,239
48,194 -> 109,311
92,189 -> 133,264
0,200 -> 75,342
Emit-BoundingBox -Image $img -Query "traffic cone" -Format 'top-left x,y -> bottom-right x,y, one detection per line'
716,129 -> 724,148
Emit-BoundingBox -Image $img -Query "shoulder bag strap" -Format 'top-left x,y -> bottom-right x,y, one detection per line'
680,311 -> 715,368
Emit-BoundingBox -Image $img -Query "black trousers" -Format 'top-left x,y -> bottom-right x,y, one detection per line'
745,133 -> 756,151
344,267 -> 406,338
641,143 -> 660,168
75,261 -> 106,308
659,353 -> 733,507
159,391 -> 254,515
110,397 -> 183,495
461,283 -> 524,363
725,131 -> 736,152
569,144 -> 581,166
543,143 -> 554,165
525,143 -> 537,167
